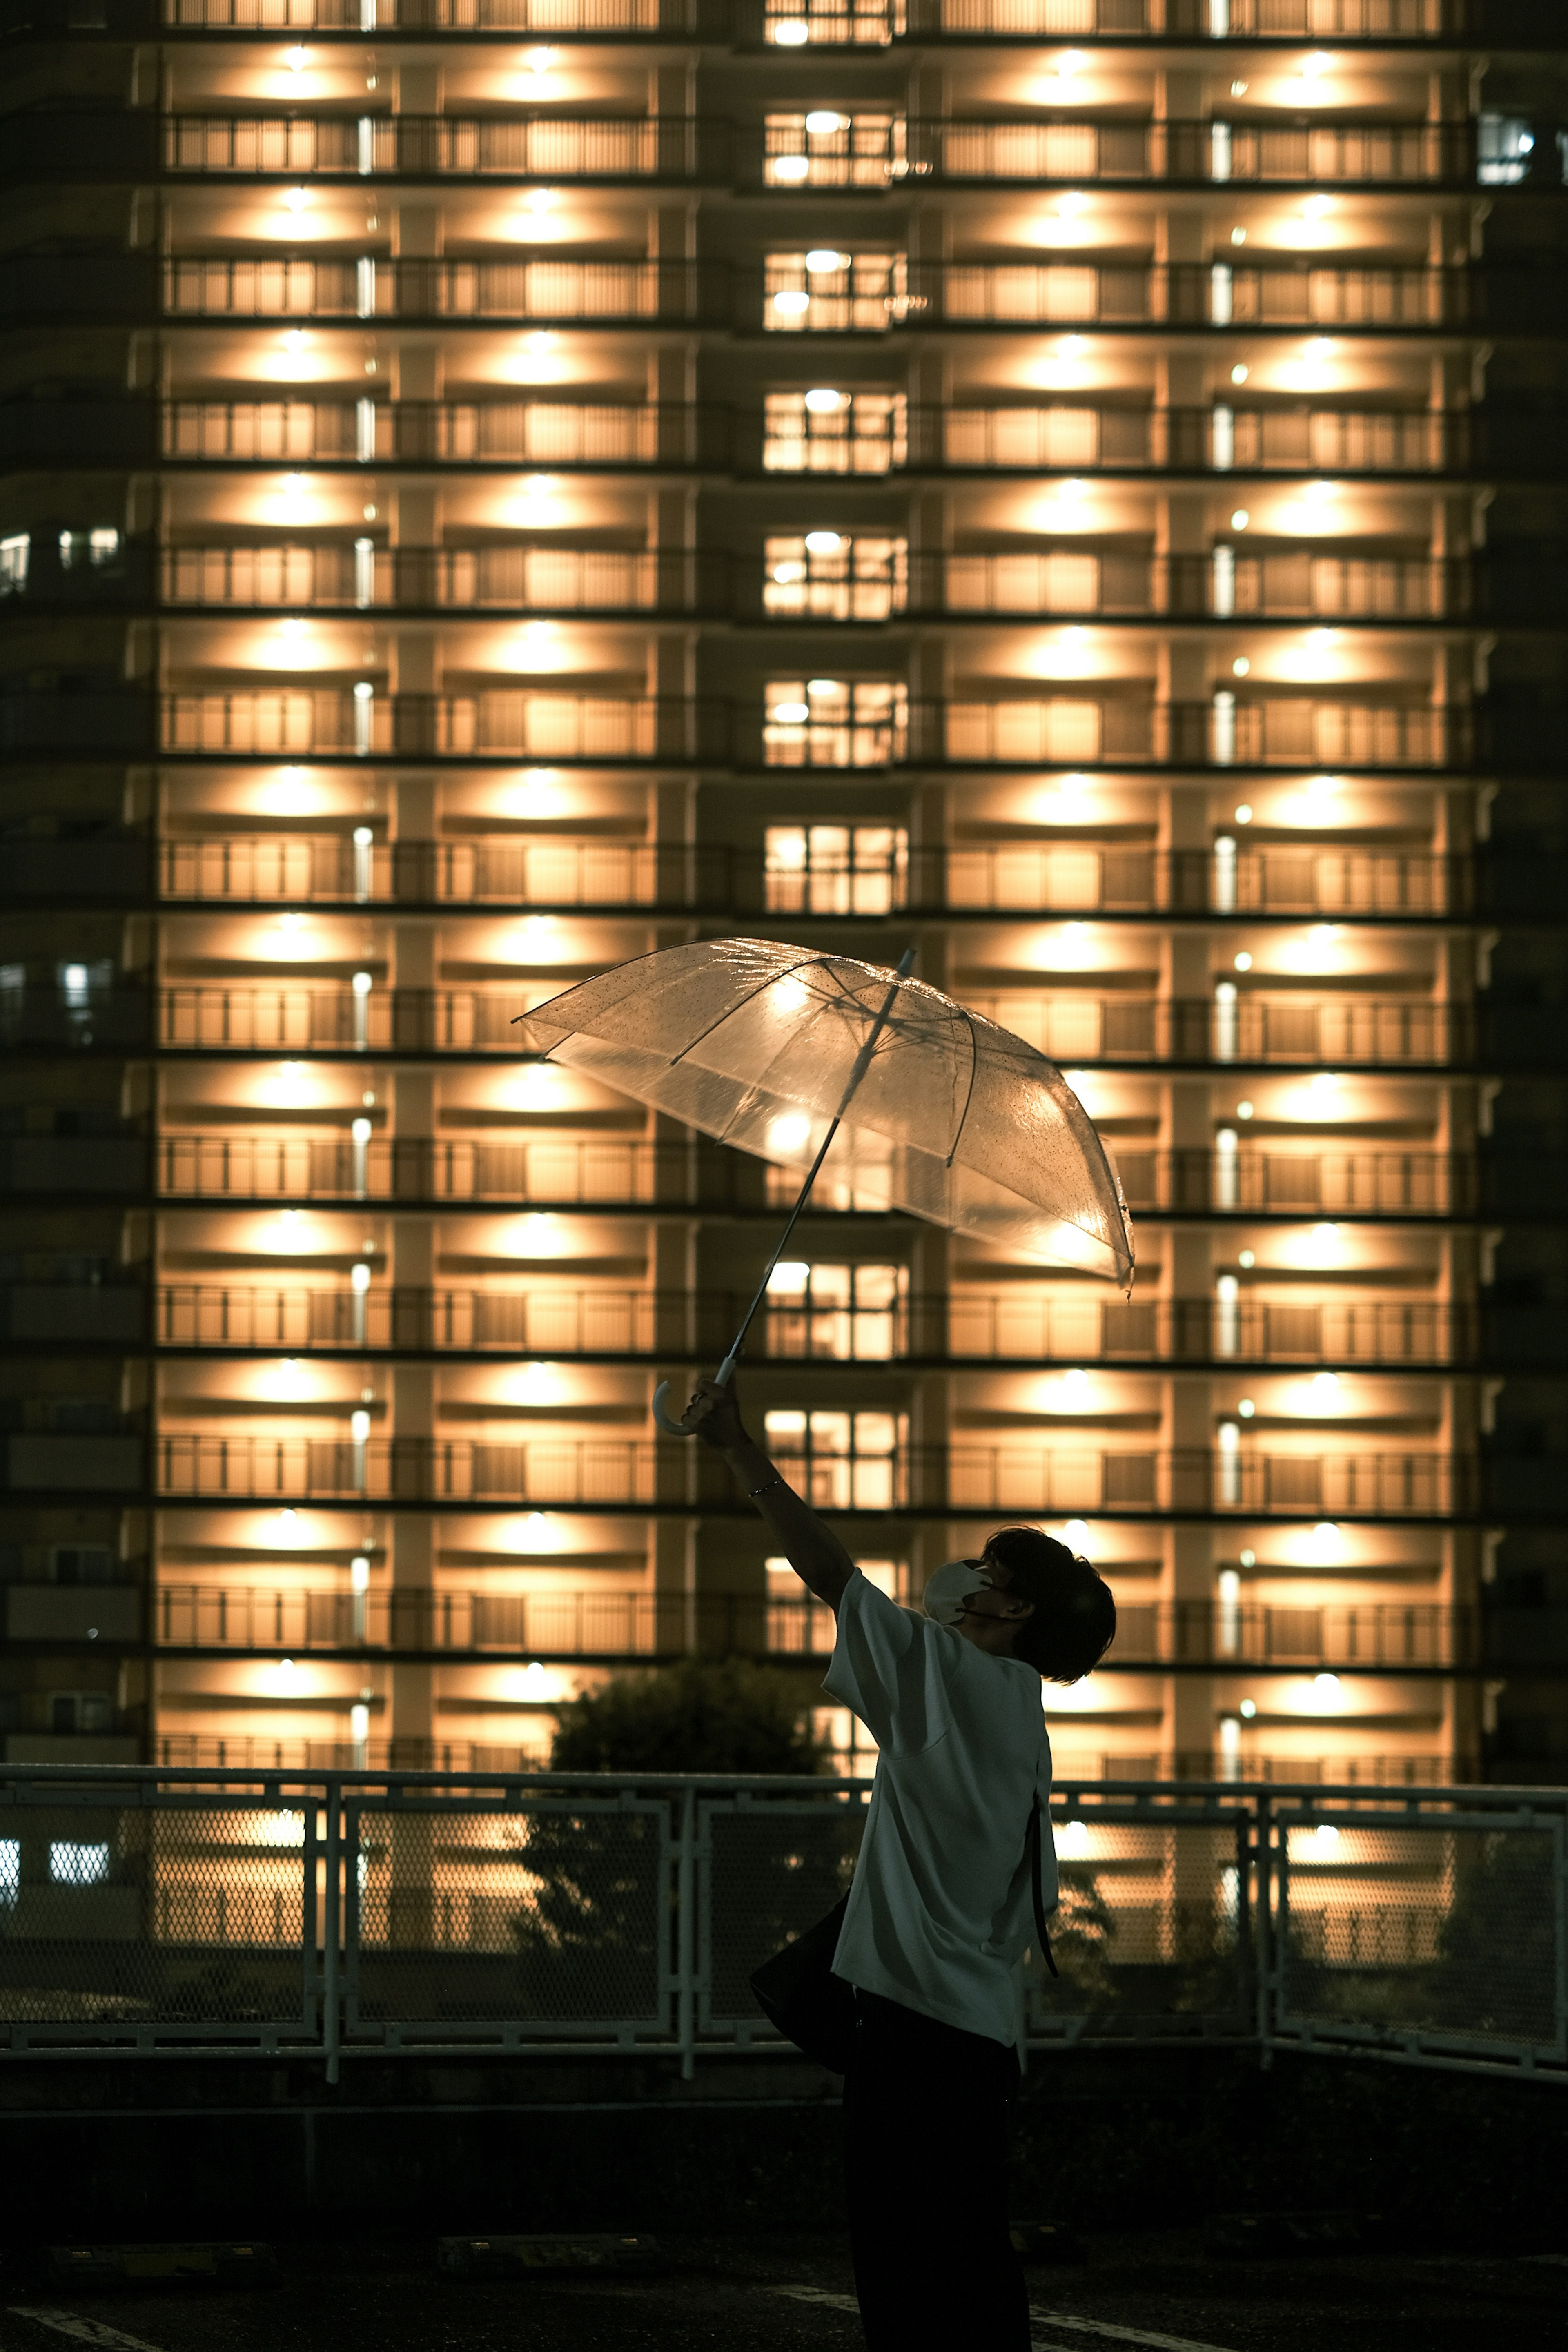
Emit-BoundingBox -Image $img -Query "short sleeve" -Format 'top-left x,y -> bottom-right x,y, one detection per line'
822,1570 -> 961,1757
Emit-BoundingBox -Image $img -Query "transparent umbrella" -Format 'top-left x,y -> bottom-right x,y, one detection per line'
520,938 -> 1134,1433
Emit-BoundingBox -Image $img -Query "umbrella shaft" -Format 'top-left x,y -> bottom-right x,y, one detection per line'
716,947 -> 916,1387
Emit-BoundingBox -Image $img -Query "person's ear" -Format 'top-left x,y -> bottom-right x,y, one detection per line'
1001,1596 -> 1035,1621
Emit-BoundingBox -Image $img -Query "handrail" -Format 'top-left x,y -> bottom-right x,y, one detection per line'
145,1584 -> 1494,1670
147,111 -> 1484,189
142,690 -> 1474,773
151,397 -> 1502,479
151,1136 -> 1482,1217
150,1433 -> 1481,1517
148,1285 -> 1486,1370
143,987 -> 1477,1068
155,838 -> 1472,920
155,542 -> 1472,624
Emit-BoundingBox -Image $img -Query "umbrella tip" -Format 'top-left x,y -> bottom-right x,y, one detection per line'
895,945 -> 917,978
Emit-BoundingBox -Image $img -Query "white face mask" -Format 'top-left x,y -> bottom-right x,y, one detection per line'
922,1559 -> 992,1626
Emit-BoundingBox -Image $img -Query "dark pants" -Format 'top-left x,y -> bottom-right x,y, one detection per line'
842,1987 -> 1029,2352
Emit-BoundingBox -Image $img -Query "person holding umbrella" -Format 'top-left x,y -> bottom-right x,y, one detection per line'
522,935 -> 1129,2343
677,1371 -> 1116,2352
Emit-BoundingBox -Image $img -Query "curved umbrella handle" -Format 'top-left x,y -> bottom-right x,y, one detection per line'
651,1352 -> 738,1438
650,1380 -> 693,1437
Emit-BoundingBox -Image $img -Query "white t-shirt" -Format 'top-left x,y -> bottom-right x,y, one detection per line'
823,1567 -> 1058,2048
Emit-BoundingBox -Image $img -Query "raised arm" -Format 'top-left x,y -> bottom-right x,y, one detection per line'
675,1376 -> 857,1611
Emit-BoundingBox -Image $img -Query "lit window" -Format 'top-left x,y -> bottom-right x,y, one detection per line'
762,389 -> 906,474
764,111 -> 905,188
763,532 -> 907,621
764,0 -> 902,46
764,823 -> 908,916
1477,114 -> 1537,184
764,677 -> 907,769
764,251 -> 909,333
49,1840 -> 111,1885
764,1408 -> 907,1512
0,534 -> 28,594
764,1260 -> 909,1360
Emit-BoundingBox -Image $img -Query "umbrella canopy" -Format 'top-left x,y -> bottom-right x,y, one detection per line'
522,938 -> 1134,1290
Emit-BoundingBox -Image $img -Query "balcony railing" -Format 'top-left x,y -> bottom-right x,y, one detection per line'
155,0 -> 1470,40
759,260 -> 1478,334
960,992 -> 1470,1069
149,986 -> 1472,1067
157,258 -> 1500,334
160,544 -> 719,617
153,1434 -> 1474,1516
161,397 -> 709,467
156,112 -> 1479,189
156,837 -> 1470,920
151,1584 -> 1486,1669
153,1136 -> 1477,1217
151,1285 -> 1481,1370
154,398 -> 1484,480
163,258 -> 714,324
156,543 -> 1470,624
152,692 -> 1471,772
163,114 -> 702,179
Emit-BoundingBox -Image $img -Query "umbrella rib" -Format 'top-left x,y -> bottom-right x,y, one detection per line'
661,951 -> 831,1071
944,1004 -> 982,1170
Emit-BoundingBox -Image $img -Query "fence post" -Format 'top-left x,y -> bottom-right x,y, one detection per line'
1256,1789 -> 1274,2070
677,1782 -> 696,2080
323,1776 -> 342,2084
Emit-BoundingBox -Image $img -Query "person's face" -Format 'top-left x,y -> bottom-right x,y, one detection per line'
952,1551 -> 1033,1652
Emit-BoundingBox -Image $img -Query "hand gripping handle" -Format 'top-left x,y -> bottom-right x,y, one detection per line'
650,1351 -> 738,1439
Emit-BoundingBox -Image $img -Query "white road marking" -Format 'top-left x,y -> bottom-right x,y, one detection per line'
767,2284 -> 1119,2348
1031,2310 -> 1243,2352
9,2314 -> 169,2352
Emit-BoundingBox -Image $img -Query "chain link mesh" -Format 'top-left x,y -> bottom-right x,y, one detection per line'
346,1798 -> 671,2035
1276,1813 -> 1564,2057
700,1795 -> 866,2028
0,1800 -> 313,2035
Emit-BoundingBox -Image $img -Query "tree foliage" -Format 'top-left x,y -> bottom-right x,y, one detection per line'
548,1657 -> 830,1776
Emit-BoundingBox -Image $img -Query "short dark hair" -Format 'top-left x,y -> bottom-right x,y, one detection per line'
981,1526 -> 1116,1685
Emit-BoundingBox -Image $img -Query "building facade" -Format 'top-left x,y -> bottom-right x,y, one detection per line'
3,0 -> 1566,1784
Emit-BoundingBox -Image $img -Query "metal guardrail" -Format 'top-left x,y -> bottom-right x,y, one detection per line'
0,1769 -> 1561,2086
149,1135 -> 1479,1217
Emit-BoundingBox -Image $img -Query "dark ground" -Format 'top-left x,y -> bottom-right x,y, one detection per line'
3,2049 -> 1566,2350
3,2232 -> 1568,2352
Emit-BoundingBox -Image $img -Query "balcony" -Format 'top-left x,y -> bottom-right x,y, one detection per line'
761,113 -> 1478,187
147,986 -> 1475,1068
153,256 -> 1518,336
163,113 -> 704,180
156,836 -> 1470,921
161,396 -> 713,467
130,688 -> 1452,777
162,257 -> 715,325
153,0 -> 1468,38
149,398 -> 1506,481
150,1285 -> 1486,1370
151,111 -> 1482,190
160,543 -> 721,617
760,258 -> 1481,335
152,1433 -> 1475,1517
153,1135 -> 1480,1218
151,1584 -> 1484,1670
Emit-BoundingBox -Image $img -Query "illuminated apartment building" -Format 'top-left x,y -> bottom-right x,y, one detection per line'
3,0 -> 1566,1786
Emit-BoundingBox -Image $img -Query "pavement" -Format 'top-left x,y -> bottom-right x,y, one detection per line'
3,2234 -> 1568,2352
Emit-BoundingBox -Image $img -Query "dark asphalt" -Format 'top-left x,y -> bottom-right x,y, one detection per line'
4,2235 -> 1568,2352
